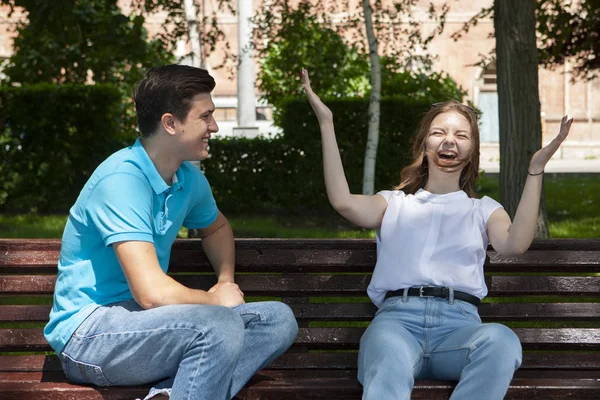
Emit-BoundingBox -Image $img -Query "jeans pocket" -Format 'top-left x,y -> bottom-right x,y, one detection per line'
456,300 -> 482,323
375,296 -> 400,316
61,353 -> 112,387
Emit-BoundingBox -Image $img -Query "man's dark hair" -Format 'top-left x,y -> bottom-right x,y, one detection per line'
133,64 -> 216,137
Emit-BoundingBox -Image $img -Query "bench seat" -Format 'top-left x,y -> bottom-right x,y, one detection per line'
1,238 -> 599,399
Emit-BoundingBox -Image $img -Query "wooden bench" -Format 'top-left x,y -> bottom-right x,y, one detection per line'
1,238 -> 599,399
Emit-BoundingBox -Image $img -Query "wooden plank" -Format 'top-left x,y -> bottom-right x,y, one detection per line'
288,302 -> 600,322
2,328 -> 599,352
2,301 -> 599,326
0,305 -> 52,322
2,238 -> 599,273
3,274 -> 600,297
486,276 -> 600,296
2,352 -> 599,373
1,301 -> 599,324
1,371 -> 600,400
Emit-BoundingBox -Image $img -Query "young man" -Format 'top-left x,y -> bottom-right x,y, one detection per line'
44,64 -> 298,400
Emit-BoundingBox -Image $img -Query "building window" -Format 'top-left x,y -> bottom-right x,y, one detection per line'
477,61 -> 499,143
214,107 -> 237,122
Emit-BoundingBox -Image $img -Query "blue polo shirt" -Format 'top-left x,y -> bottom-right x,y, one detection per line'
44,139 -> 218,353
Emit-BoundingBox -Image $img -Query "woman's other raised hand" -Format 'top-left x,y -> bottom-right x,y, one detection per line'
529,115 -> 573,175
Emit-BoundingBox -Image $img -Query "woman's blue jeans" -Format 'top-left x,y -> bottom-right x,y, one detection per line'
59,300 -> 298,400
358,290 -> 522,400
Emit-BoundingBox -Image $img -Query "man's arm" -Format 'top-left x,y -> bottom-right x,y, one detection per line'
114,214 -> 244,309
196,211 -> 236,285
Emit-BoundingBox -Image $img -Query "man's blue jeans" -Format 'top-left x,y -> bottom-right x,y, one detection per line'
358,290 -> 522,400
59,300 -> 298,400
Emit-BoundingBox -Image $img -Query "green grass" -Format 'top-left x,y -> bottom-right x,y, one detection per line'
1,174 -> 598,239
0,214 -> 69,238
475,173 -> 599,238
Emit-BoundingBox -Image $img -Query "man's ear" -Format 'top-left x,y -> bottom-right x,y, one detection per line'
161,113 -> 177,136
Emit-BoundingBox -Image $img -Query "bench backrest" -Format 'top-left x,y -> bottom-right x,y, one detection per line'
1,238 -> 599,372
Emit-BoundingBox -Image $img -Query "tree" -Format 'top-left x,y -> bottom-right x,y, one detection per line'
1,0 -> 172,88
132,0 -> 235,71
183,0 -> 204,68
361,0 -> 381,195
494,0 -> 549,237
252,2 -> 370,125
452,0 -> 600,80
253,0 -> 449,194
451,0 -> 600,238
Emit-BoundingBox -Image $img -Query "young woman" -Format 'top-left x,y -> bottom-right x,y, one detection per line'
301,68 -> 572,400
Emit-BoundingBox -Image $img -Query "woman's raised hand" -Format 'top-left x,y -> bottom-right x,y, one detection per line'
529,115 -> 573,175
301,68 -> 333,124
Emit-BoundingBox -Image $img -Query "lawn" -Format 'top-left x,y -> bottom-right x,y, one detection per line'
0,174 -> 598,239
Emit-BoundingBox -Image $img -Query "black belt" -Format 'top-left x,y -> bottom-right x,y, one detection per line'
384,286 -> 481,306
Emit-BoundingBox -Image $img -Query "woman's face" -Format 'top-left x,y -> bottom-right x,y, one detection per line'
425,111 -> 473,171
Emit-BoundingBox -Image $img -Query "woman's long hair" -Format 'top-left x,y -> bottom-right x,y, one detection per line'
395,100 -> 481,198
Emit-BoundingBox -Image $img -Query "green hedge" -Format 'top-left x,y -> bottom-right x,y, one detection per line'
0,85 -> 429,215
203,97 -> 430,214
0,84 -> 134,213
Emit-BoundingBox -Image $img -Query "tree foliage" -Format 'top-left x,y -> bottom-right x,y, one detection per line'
537,0 -> 600,79
252,1 -> 460,125
451,0 -> 600,79
1,0 -> 172,87
131,0 -> 235,71
252,1 -> 370,125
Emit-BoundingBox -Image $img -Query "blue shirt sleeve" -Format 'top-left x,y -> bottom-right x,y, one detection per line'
86,173 -> 154,246
183,166 -> 219,229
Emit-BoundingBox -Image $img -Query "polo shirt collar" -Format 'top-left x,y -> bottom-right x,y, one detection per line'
131,138 -> 185,194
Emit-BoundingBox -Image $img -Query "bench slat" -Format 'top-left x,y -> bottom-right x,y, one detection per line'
2,275 -> 600,296
2,328 -> 598,352
2,238 -> 597,252
2,238 -> 599,274
2,302 -> 599,323
2,352 -> 599,373
1,372 -> 600,400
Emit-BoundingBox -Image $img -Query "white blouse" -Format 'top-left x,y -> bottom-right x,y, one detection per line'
367,189 -> 502,307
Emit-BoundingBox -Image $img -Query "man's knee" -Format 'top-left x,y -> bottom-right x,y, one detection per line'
476,323 -> 522,369
257,301 -> 298,350
194,306 -> 245,360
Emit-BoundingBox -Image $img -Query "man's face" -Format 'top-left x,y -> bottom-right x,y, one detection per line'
175,93 -> 218,161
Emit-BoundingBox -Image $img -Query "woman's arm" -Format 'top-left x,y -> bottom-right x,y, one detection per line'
488,116 -> 573,255
301,69 -> 387,229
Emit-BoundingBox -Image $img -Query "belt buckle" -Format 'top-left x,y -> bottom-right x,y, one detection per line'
419,285 -> 436,297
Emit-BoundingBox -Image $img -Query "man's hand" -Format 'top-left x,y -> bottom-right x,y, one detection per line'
209,281 -> 245,307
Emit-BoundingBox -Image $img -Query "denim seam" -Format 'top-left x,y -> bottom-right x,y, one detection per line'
430,344 -> 473,353
61,352 -> 113,386
236,311 -> 264,332
73,327 -> 205,340
186,333 -> 207,400
405,354 -> 422,400
456,301 -> 481,323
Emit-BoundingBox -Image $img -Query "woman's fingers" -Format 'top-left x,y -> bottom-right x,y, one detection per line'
530,115 -> 573,169
301,68 -> 312,92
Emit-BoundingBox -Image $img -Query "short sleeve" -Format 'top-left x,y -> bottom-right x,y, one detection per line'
87,173 -> 154,246
480,196 -> 503,223
376,190 -> 405,203
376,190 -> 394,203
183,168 -> 219,229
